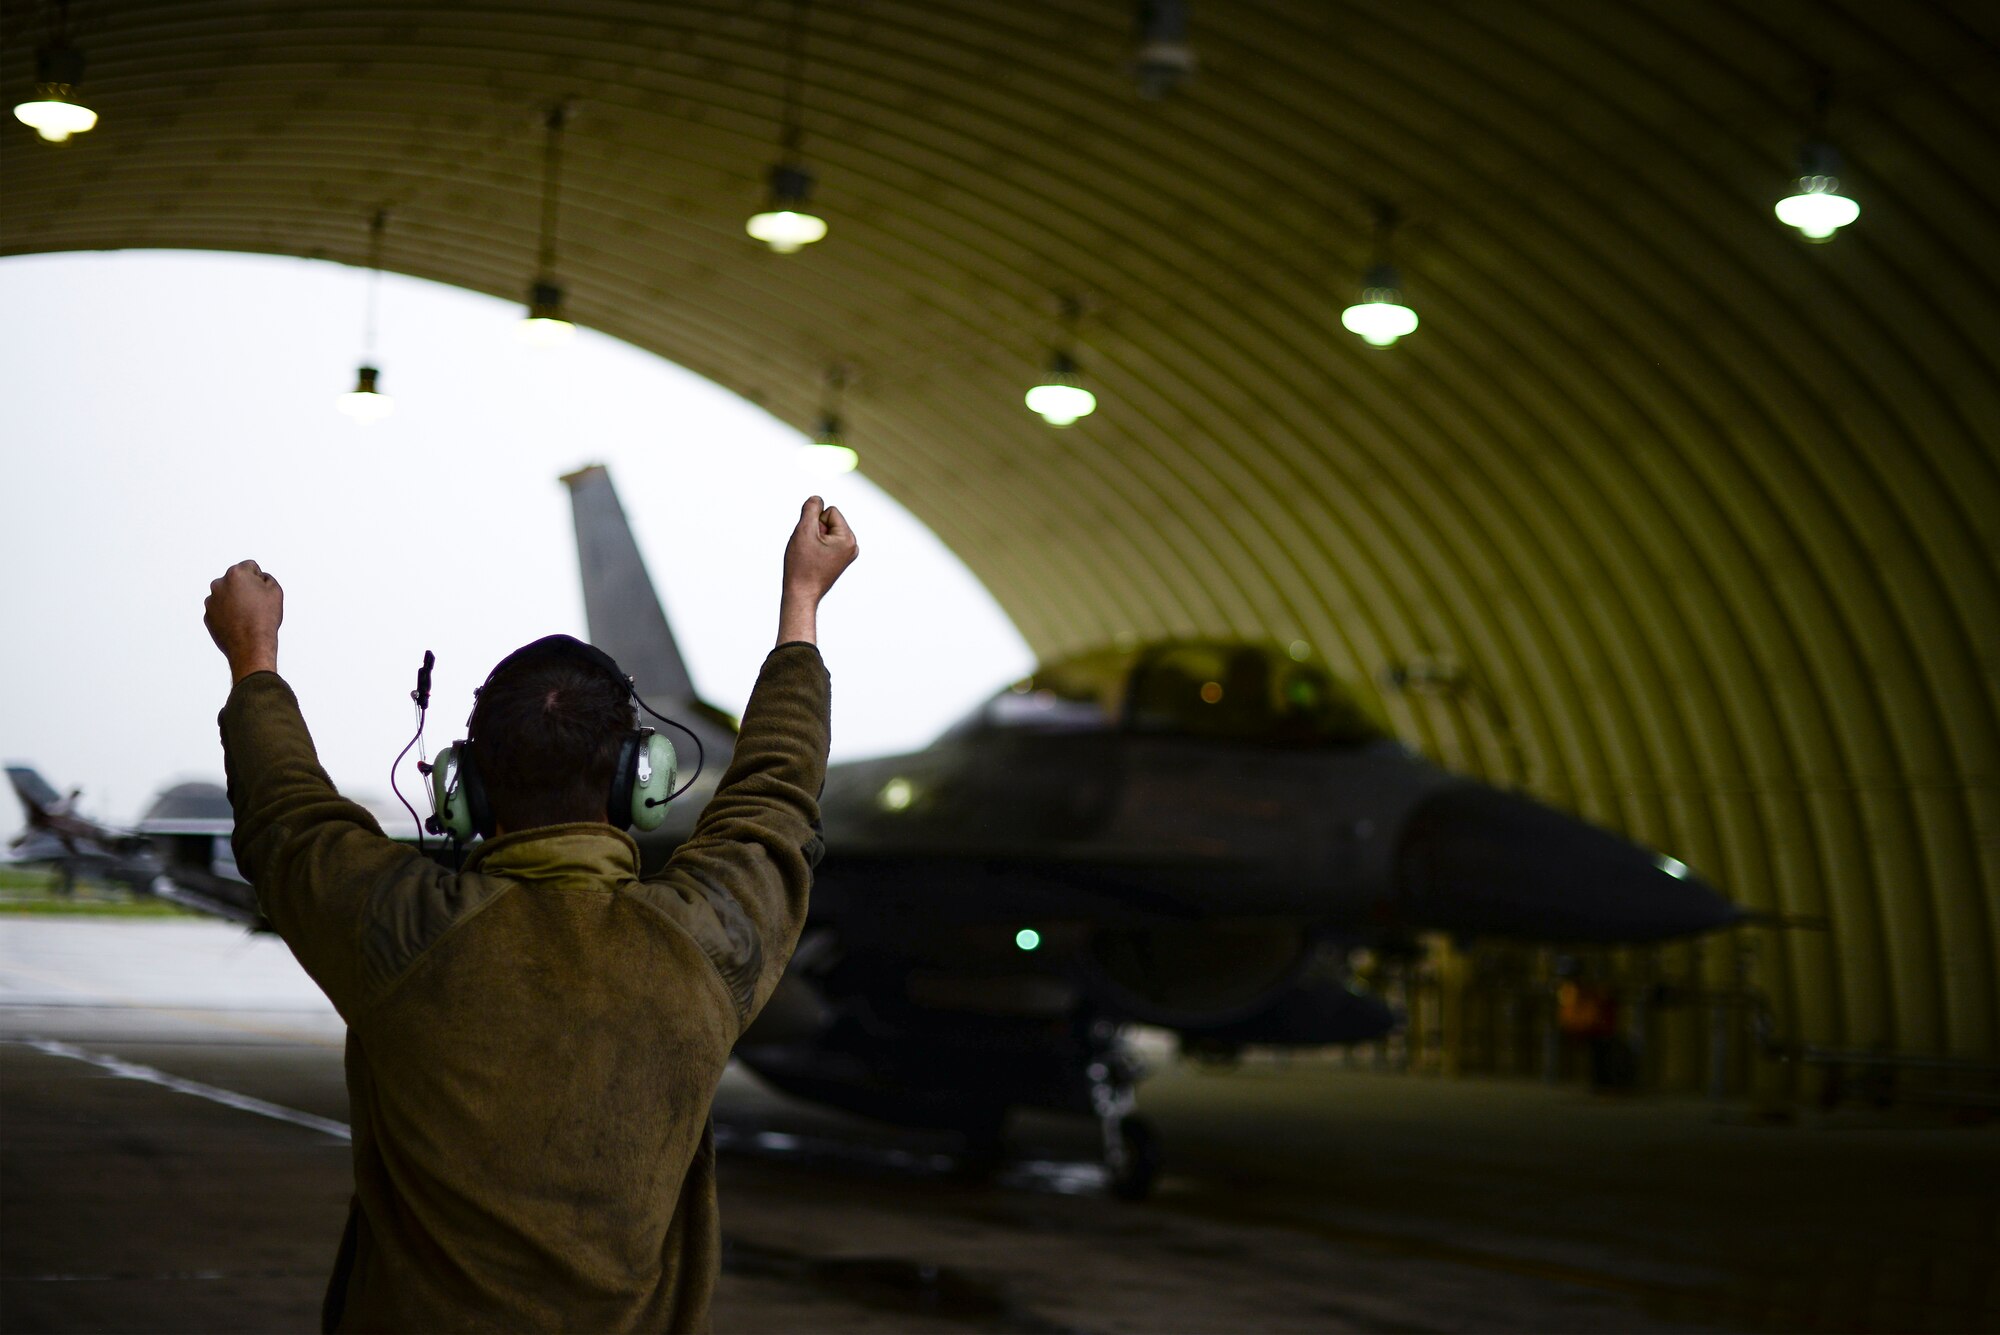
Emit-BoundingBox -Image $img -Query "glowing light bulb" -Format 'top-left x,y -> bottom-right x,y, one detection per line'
1340,265 -> 1419,348
15,46 -> 95,143
519,316 -> 575,347
798,412 -> 858,473
336,366 -> 394,424
14,90 -> 95,142
747,209 -> 828,254
1026,353 -> 1097,426
1775,176 -> 1860,241
748,163 -> 827,253
798,441 -> 858,474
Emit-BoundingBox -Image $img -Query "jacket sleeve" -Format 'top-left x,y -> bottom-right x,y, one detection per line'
219,672 -> 440,1018
648,642 -> 830,1033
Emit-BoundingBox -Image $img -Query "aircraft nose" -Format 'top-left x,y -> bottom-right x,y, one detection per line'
1394,785 -> 1740,943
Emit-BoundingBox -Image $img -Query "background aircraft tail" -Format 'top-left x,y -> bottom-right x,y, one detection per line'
562,464 -> 698,704
559,465 -> 739,765
6,766 -> 67,823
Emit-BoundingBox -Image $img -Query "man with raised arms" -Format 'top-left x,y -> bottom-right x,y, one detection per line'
202,497 -> 857,1331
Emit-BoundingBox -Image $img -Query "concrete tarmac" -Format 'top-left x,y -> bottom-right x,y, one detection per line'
3,917 -> 1995,1332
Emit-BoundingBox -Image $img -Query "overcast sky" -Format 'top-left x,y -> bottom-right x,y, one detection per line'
0,251 -> 1034,829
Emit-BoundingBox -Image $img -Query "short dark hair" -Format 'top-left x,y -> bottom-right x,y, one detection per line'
468,650 -> 632,833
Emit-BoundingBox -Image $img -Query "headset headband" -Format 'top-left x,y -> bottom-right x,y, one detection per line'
470,634 -> 637,737
478,633 -> 632,701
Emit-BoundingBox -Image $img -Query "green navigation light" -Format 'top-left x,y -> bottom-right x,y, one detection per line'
1015,928 -> 1041,952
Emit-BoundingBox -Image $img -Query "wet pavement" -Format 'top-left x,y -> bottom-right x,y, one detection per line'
3,917 -> 1996,1332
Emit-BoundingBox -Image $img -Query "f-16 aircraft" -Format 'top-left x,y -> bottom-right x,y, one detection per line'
4,767 -> 161,895
7,767 -> 367,926
561,466 -> 1739,1197
5,766 -> 259,920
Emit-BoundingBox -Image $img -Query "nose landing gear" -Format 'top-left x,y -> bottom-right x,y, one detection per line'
1087,1039 -> 1162,1200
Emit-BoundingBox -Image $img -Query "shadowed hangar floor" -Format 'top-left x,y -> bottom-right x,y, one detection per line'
2,919 -> 1994,1332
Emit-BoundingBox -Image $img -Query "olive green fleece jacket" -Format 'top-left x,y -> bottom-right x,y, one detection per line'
218,643 -> 830,1333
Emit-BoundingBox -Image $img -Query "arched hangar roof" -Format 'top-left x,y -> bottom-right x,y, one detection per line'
4,0 -> 1996,1064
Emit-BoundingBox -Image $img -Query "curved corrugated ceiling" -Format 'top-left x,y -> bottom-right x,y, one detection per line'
4,0 -> 1995,1062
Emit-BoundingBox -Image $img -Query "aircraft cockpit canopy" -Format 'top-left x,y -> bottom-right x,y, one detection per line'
972,641 -> 1384,746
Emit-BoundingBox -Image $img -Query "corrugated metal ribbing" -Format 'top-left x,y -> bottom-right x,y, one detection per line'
3,0 -> 1994,1066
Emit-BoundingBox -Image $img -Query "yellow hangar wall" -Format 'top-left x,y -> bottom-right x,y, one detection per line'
5,1 -> 1994,1070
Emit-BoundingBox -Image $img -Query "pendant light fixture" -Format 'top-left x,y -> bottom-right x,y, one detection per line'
1775,145 -> 1859,241
1340,202 -> 1419,349
799,365 -> 859,474
337,209 -> 396,425
521,101 -> 577,346
1774,87 -> 1859,243
746,0 -> 829,253
13,3 -> 97,144
1025,297 -> 1098,427
1132,0 -> 1196,101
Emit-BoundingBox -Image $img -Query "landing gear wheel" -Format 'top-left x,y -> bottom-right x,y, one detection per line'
1108,1115 -> 1162,1201
1084,1027 -> 1159,1201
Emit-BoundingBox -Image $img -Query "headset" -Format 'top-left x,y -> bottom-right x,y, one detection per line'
395,635 -> 701,846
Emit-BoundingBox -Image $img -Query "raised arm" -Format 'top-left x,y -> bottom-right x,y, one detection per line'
205,561 -> 436,1015
649,498 -> 857,1030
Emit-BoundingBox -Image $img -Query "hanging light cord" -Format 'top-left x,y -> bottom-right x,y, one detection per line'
779,0 -> 810,157
537,103 -> 569,276
1053,294 -> 1084,362
822,363 -> 847,422
1370,200 -> 1400,268
46,0 -> 73,48
362,208 -> 387,359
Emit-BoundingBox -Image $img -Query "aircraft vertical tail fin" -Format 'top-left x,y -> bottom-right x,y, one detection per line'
560,465 -> 699,705
559,467 -> 739,767
6,766 -> 65,821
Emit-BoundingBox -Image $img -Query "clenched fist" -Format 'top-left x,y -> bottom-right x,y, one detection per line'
204,559 -> 284,682
777,497 -> 859,646
783,496 -> 859,599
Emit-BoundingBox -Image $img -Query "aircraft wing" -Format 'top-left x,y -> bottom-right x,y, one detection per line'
147,869 -> 263,927
6,830 -> 78,864
808,845 -> 1260,929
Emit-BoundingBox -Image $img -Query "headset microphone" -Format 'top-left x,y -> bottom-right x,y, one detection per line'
391,650 -> 437,849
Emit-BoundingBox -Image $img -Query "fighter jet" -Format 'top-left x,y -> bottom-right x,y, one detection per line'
4,766 -> 159,895
6,767 -> 400,927
3,765 -> 264,922
563,466 -> 1740,1197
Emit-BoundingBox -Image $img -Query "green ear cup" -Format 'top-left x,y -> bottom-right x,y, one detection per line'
630,731 -> 678,831
430,744 -> 477,843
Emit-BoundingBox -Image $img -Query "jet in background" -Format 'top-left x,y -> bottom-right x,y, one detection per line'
5,767 -> 415,926
565,466 -> 1740,1197
4,766 -> 258,920
4,767 -> 159,895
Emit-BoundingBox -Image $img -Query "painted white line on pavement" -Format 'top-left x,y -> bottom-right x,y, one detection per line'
19,1036 -> 352,1142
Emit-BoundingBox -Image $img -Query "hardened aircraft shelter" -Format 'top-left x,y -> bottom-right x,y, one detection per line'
4,0 -> 1996,1083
